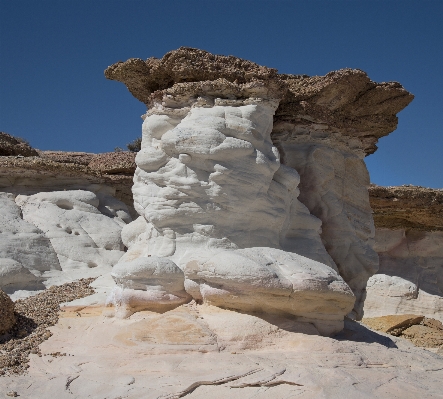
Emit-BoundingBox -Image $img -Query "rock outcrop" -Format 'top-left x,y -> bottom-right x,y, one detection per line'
365,185 -> 443,321
362,314 -> 443,350
0,289 -> 16,335
0,132 -> 38,157
0,141 -> 135,297
105,47 -> 413,325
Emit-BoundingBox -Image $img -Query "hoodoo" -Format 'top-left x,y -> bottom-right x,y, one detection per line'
105,47 -> 414,326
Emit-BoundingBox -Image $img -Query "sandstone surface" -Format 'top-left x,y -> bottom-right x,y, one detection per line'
1,143 -> 134,297
87,151 -> 136,175
0,148 -> 136,217
1,189 -> 131,299
1,302 -> 443,398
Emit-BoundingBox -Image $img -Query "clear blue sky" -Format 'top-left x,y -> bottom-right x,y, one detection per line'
1,0 -> 442,188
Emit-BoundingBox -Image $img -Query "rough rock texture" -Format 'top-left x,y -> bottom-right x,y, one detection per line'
105,47 -> 413,156
1,188 -> 131,297
109,83 -> 354,333
0,152 -> 136,217
104,47 -> 283,104
275,70 -> 413,155
105,48 -> 413,321
1,304 -> 442,398
362,314 -> 443,350
0,132 -> 38,157
0,192 -> 60,291
87,151 -> 136,175
38,150 -> 96,165
0,289 -> 15,335
369,184 -> 443,231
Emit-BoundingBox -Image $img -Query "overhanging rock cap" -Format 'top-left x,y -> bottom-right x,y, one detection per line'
105,47 -> 414,155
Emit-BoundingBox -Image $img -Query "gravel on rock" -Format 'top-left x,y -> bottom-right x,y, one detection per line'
0,279 -> 95,376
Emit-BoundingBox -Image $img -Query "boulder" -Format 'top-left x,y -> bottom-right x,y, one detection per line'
362,314 -> 443,349
0,289 -> 16,334
110,256 -> 191,316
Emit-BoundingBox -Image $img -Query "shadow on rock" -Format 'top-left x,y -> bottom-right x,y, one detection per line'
333,317 -> 397,348
0,313 -> 38,344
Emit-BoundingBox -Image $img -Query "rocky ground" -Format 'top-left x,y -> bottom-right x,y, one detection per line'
0,279 -> 95,376
1,302 -> 442,398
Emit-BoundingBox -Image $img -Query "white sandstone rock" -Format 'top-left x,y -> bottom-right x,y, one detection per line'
365,228 -> 443,321
0,192 -> 61,290
110,256 -> 191,317
111,96 -> 352,333
0,258 -> 44,292
17,190 -> 130,272
180,247 -> 354,335
273,128 -> 379,319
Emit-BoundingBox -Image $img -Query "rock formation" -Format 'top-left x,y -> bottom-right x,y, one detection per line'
0,289 -> 16,335
362,314 -> 443,351
105,47 -> 413,327
0,145 -> 135,298
365,185 -> 443,321
0,132 -> 38,157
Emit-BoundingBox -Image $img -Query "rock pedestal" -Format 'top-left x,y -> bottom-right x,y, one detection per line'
105,47 -> 413,330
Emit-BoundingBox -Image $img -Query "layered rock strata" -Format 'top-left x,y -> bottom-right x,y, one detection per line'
105,47 -> 413,326
365,185 -> 443,321
0,148 -> 135,297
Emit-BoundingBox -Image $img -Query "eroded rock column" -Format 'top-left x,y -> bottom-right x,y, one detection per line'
105,47 -> 413,330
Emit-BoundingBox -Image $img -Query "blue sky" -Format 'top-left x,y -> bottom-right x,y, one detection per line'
1,0 -> 442,188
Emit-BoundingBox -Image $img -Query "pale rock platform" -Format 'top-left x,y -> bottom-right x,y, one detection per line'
1,304 -> 442,398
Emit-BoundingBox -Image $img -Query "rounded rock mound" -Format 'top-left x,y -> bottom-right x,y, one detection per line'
0,289 -> 16,335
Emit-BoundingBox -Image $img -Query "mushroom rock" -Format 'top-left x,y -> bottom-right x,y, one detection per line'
105,47 -> 413,326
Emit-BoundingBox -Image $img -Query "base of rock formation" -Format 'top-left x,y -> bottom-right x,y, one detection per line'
1,301 -> 442,398
362,314 -> 443,352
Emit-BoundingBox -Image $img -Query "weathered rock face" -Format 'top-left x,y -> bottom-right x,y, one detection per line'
0,143 -> 135,296
0,193 -> 60,292
105,47 -> 413,324
365,186 -> 443,321
0,190 -> 131,296
1,148 -> 137,217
